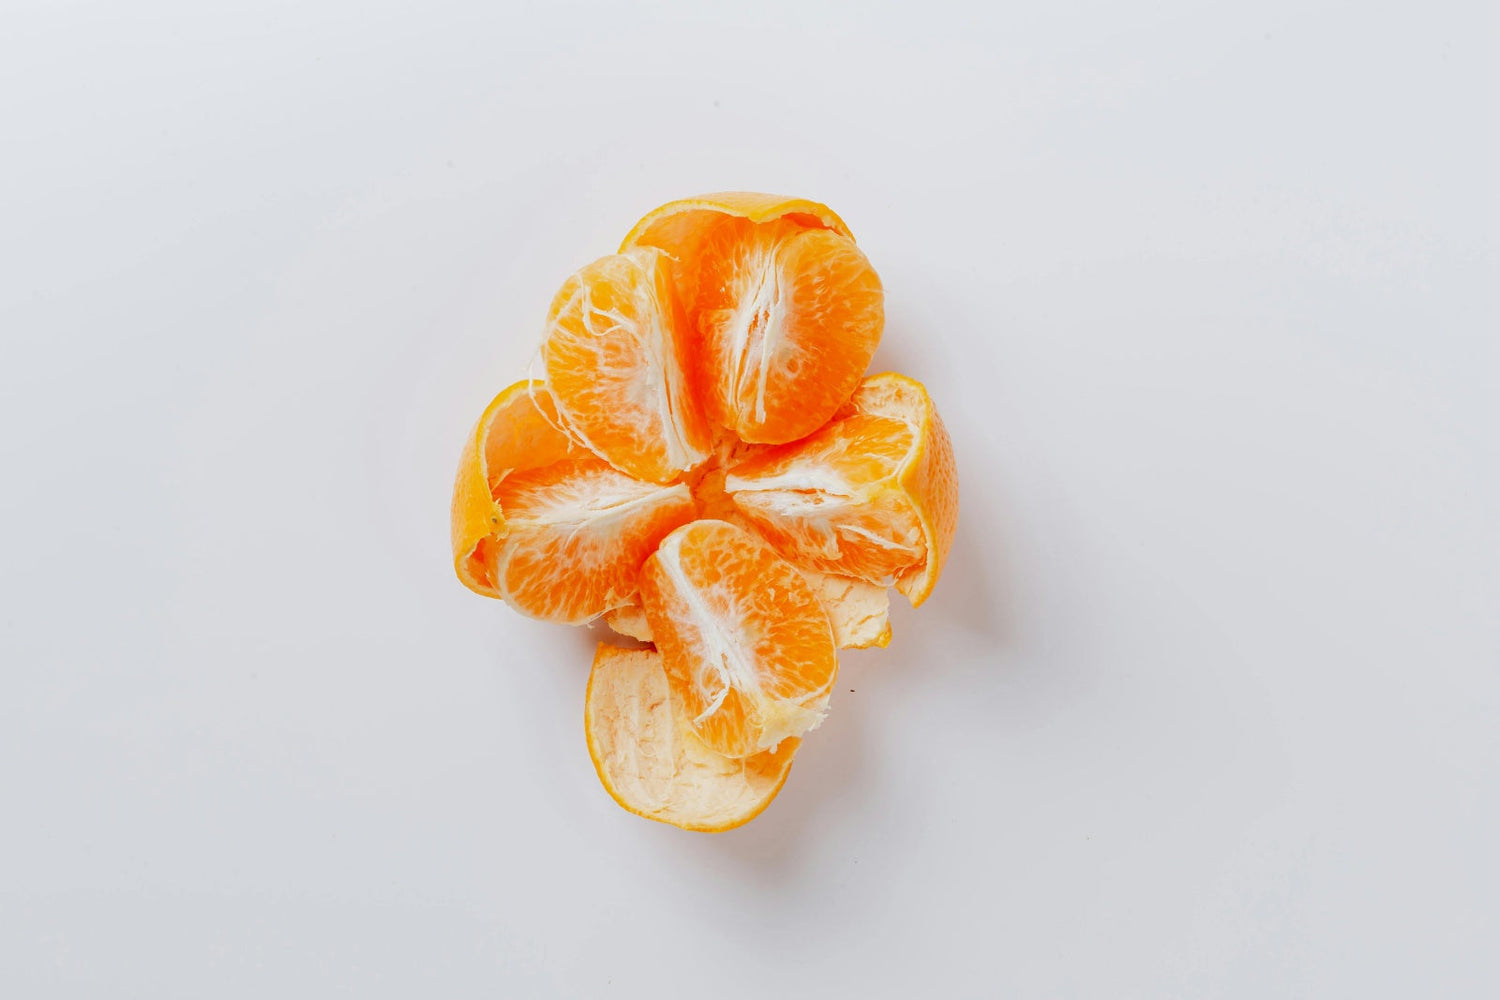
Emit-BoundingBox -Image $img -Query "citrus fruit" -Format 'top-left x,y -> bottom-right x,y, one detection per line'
639,519 -> 838,759
585,643 -> 798,833
541,246 -> 711,485
607,566 -> 890,650
723,372 -> 958,605
620,191 -> 853,258
622,192 -> 882,445
691,217 -> 883,443
490,457 -> 696,623
451,379 -> 580,597
451,193 -> 959,830
620,192 -> 852,307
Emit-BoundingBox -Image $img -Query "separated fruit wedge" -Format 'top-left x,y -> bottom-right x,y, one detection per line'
451,380 -> 581,597
541,247 -> 711,484
640,520 -> 838,759
586,643 -> 799,832
724,372 -> 958,606
490,458 -> 696,623
622,192 -> 883,445
606,567 -> 891,650
620,192 -> 854,307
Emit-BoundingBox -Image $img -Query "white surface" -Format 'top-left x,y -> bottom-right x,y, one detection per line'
3,2 -> 1497,996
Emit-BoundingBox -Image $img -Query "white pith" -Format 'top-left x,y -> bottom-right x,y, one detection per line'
722,248 -> 788,427
509,478 -> 687,530
543,254 -> 705,474
653,529 -> 758,726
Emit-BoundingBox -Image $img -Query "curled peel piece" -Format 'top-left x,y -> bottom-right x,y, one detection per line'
586,643 -> 799,833
803,569 -> 892,649
603,603 -> 653,643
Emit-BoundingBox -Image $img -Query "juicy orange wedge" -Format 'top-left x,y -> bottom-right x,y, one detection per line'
607,566 -> 890,651
620,191 -> 853,307
491,458 -> 696,623
639,519 -> 838,759
451,380 -> 580,597
541,247 -> 711,485
691,218 -> 883,444
621,193 -> 882,444
586,643 -> 798,832
724,372 -> 959,606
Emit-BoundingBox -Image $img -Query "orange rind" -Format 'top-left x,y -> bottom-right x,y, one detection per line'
586,643 -> 798,832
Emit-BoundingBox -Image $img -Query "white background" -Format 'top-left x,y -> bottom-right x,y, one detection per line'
3,1 -> 1497,996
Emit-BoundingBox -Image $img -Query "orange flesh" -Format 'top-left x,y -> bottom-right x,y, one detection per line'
724,411 -> 926,584
491,458 -> 696,623
451,380 -> 581,597
542,247 -> 711,484
639,520 -> 837,759
692,218 -> 883,444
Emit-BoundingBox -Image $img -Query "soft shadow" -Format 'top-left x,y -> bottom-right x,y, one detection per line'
919,511 -> 1013,646
663,654 -> 881,885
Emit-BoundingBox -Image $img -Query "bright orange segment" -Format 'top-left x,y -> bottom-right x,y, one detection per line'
620,192 -> 854,309
724,372 -> 958,606
692,218 -> 883,444
725,410 -> 925,583
620,192 -> 853,255
451,380 -> 581,597
490,458 -> 696,623
606,565 -> 892,651
542,247 -> 711,485
854,374 -> 959,606
639,520 -> 837,759
585,644 -> 799,833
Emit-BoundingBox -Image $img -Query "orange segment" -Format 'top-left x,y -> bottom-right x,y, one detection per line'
621,192 -> 853,252
620,193 -> 853,306
490,457 -> 696,623
620,193 -> 880,444
639,520 -> 838,758
724,372 -> 959,606
585,643 -> 798,832
692,218 -> 883,443
605,566 -> 891,651
725,411 -> 925,583
451,380 -> 581,597
541,247 -> 711,485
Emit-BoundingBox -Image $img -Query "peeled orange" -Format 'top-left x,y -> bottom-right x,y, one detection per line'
451,193 -> 958,831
